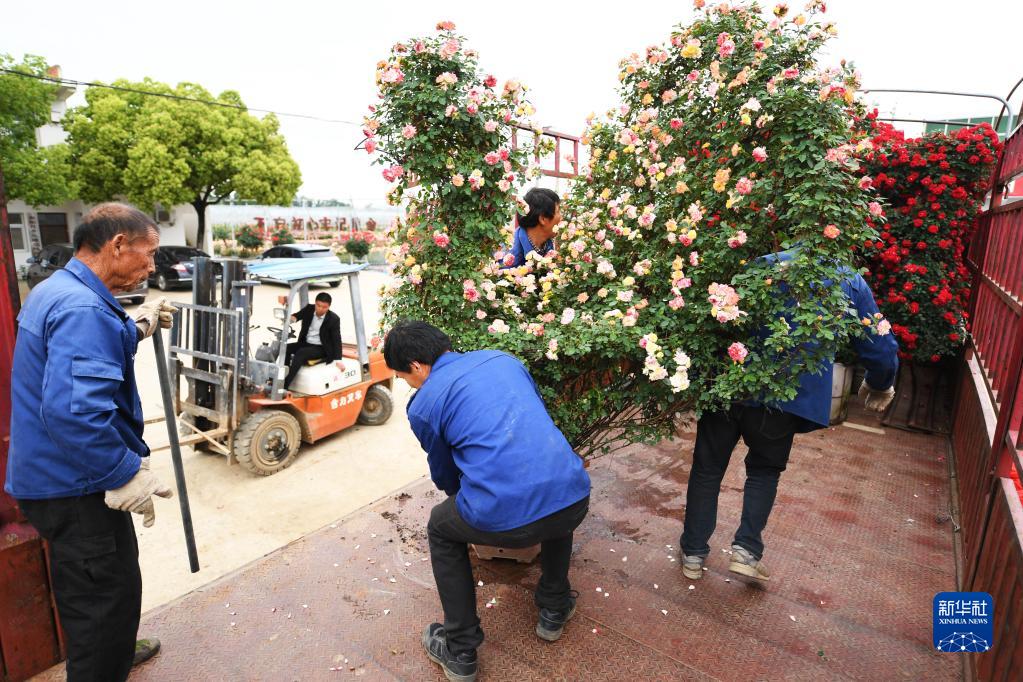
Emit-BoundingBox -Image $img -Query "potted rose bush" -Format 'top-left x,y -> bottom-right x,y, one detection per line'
370,3 -> 891,456
855,120 -> 1000,364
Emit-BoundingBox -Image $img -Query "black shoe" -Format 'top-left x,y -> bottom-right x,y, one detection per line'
535,591 -> 578,642
422,623 -> 478,682
133,638 -> 161,666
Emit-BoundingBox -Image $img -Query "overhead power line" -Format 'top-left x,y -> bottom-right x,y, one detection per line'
0,67 -> 361,127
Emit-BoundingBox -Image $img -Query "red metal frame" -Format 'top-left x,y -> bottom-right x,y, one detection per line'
953,112 -> 1023,675
510,124 -> 581,179
1,166 -> 64,679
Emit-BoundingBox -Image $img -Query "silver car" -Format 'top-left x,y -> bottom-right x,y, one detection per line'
26,243 -> 148,305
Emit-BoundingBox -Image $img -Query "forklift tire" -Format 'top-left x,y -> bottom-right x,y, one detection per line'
357,384 -> 393,426
234,410 -> 302,476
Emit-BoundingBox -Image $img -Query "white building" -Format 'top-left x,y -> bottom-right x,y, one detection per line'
8,66 -> 205,273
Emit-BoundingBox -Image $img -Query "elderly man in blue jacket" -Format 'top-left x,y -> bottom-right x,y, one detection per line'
680,252 -> 899,583
385,320 -> 590,682
6,203 -> 177,681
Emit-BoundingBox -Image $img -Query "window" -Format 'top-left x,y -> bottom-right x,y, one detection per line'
8,213 -> 26,251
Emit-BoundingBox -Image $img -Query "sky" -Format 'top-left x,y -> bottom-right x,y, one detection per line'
6,0 -> 1022,206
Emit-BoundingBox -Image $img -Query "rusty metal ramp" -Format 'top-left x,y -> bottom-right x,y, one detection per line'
122,405 -> 959,681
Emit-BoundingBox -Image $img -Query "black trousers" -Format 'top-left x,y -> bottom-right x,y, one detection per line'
680,405 -> 800,561
18,493 -> 142,682
284,341 -> 325,388
427,495 -> 589,655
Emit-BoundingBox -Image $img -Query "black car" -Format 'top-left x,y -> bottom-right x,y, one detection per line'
258,243 -> 340,287
150,246 -> 210,290
26,243 -> 148,305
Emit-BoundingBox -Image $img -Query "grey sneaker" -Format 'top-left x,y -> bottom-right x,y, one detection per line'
728,545 -> 770,581
681,554 -> 705,580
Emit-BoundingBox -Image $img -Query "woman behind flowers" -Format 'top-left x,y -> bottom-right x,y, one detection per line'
503,188 -> 561,267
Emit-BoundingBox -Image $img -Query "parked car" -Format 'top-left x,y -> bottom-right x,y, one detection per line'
150,246 -> 210,290
25,243 -> 148,305
256,244 -> 341,287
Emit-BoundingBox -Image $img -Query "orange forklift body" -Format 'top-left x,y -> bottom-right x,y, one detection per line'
247,347 -> 393,443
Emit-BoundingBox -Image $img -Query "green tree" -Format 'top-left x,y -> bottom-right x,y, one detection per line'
64,79 -> 301,248
0,53 -> 73,210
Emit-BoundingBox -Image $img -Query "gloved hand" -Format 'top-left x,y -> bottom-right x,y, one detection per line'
134,298 -> 178,339
105,458 -> 174,527
858,382 -> 896,413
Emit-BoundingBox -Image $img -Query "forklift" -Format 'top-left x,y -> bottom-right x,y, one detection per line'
165,257 -> 394,476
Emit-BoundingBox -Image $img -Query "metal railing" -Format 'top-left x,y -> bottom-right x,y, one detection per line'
952,107 -> 1023,677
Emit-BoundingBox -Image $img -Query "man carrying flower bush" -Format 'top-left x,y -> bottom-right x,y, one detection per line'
384,320 -> 590,682
680,256 -> 900,582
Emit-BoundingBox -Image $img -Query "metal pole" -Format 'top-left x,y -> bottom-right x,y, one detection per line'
152,327 -> 200,573
349,272 -> 370,377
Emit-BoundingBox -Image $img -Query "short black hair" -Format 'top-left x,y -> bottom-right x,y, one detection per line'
517,187 -> 560,228
73,202 -> 157,253
315,292 -> 332,304
383,320 -> 453,372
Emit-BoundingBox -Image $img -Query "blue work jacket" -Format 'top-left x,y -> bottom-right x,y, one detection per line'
506,227 -> 553,267
6,258 -> 146,499
760,251 -> 900,429
406,350 -> 590,532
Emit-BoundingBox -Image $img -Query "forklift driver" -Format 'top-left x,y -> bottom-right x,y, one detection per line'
284,292 -> 342,390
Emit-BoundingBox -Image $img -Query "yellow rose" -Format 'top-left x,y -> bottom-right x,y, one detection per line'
656,172 -> 665,181
609,150 -> 618,161
675,181 -> 689,194
642,94 -> 654,105
666,219 -> 678,232
404,255 -> 416,267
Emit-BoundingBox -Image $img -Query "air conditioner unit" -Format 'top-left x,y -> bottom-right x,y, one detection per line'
154,207 -> 172,223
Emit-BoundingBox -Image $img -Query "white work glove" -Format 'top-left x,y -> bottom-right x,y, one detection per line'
134,298 -> 178,339
858,382 -> 896,413
105,458 -> 174,527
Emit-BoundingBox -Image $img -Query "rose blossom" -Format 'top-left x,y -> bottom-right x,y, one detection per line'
735,176 -> 753,195
823,224 -> 841,239
752,146 -> 768,162
364,139 -> 377,154
727,342 -> 748,363
868,201 -> 884,217
432,232 -> 450,248
402,125 -> 417,139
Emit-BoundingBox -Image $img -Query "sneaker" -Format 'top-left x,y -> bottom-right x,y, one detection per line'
728,545 -> 770,581
422,623 -> 478,682
535,591 -> 578,642
132,638 -> 161,667
681,554 -> 705,580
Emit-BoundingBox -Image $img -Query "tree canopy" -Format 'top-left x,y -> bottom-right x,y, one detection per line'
64,79 -> 301,247
0,53 -> 73,206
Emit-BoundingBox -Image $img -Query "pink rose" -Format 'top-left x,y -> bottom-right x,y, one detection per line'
823,224 -> 841,239
433,232 -> 450,248
381,165 -> 404,182
752,147 -> 768,162
503,253 -> 516,267
402,125 -> 417,139
484,151 -> 500,165
735,177 -> 753,195
364,139 -> 377,154
859,176 -> 872,190
484,120 -> 498,132
728,342 -> 748,363
484,74 -> 497,88
670,118 -> 683,130
868,201 -> 884,217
